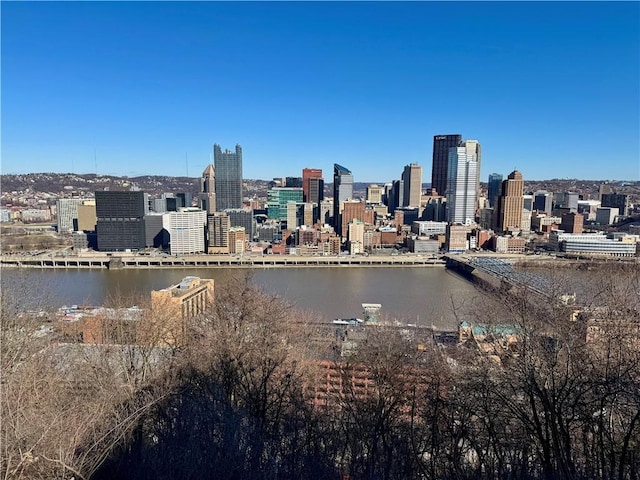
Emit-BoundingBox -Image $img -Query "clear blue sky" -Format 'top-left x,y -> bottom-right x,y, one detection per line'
2,1 -> 639,183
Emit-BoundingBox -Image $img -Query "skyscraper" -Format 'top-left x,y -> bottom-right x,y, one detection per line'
487,173 -> 503,208
302,168 -> 323,203
214,144 -> 243,211
388,179 -> 404,214
431,134 -> 462,197
401,163 -> 423,208
494,170 -> 524,233
333,164 -> 353,235
95,191 -> 146,251
446,140 -> 480,225
200,164 -> 216,214
207,212 -> 230,254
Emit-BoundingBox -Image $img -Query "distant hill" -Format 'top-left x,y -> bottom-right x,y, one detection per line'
1,173 -> 638,204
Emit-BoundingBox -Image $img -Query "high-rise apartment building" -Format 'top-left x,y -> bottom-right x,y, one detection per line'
494,170 -> 524,233
302,168 -> 323,204
487,173 -> 503,208
200,164 -> 216,214
402,163 -> 423,208
446,140 -> 480,225
95,191 -> 146,251
431,134 -> 462,197
333,164 -> 353,235
214,144 -> 243,211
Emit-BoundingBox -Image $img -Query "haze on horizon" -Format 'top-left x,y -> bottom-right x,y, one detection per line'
2,2 -> 639,183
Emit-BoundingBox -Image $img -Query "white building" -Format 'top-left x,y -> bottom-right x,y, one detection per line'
0,208 -> 11,223
164,208 -> 207,255
549,230 -> 637,257
446,140 -> 480,225
577,200 -> 601,221
411,221 -> 448,236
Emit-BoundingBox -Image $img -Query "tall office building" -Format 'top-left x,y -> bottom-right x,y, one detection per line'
164,208 -> 207,256
285,177 -> 303,188
302,168 -> 323,204
57,198 -> 87,233
200,164 -> 216,214
564,192 -> 580,212
431,134 -> 462,197
534,191 -> 553,213
95,191 -> 146,251
267,187 -> 303,221
487,173 -> 503,208
333,164 -> 353,235
207,212 -> 230,254
446,140 -> 480,225
494,170 -> 524,233
225,208 -> 255,240
214,144 -> 243,211
366,184 -> 383,204
601,193 -> 628,216
388,179 -> 404,214
402,163 -> 423,208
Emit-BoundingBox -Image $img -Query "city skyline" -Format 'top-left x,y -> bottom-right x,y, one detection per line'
2,2 -> 639,182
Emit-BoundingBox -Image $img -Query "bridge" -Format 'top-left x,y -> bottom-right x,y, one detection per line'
0,253 -> 446,269
445,254 -> 553,299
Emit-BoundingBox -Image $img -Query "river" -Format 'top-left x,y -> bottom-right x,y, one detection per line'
1,266 -> 482,330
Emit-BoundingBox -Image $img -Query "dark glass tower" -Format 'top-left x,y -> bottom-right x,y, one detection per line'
431,134 -> 462,197
214,144 -> 243,211
487,173 -> 503,208
95,191 -> 146,251
333,164 -> 353,235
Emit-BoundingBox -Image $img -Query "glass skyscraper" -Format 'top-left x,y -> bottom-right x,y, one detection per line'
214,144 -> 243,211
487,173 -> 503,208
446,140 -> 480,225
333,164 -> 353,235
431,134 -> 462,197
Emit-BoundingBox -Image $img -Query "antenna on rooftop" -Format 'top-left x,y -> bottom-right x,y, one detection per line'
186,152 -> 189,178
94,147 -> 98,175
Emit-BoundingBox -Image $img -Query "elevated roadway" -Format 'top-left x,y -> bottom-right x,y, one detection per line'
0,253 -> 446,269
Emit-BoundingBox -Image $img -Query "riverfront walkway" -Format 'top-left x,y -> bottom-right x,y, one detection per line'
0,253 -> 446,269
